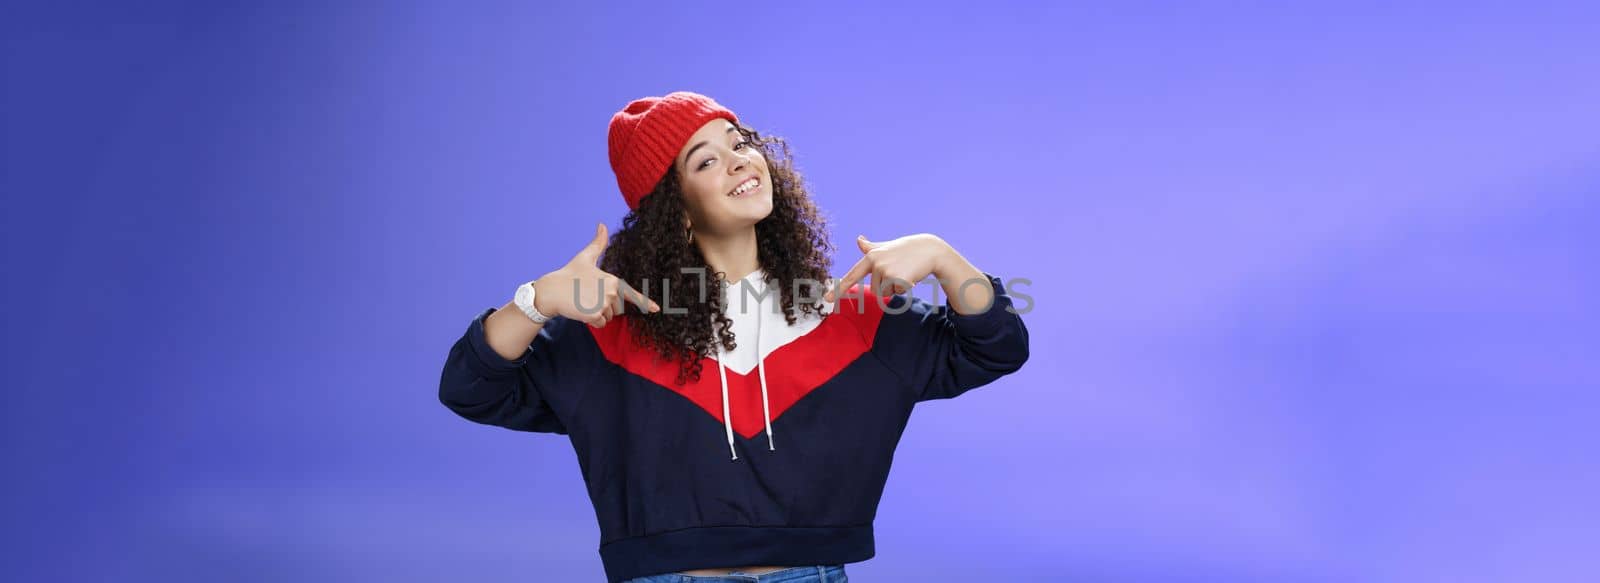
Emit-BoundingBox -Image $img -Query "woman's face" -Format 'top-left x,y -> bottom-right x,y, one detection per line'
673,119 -> 773,235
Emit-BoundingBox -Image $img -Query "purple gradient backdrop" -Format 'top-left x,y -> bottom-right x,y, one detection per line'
4,2 -> 1598,581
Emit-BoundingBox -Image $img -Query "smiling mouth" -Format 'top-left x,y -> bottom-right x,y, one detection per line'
728,177 -> 760,198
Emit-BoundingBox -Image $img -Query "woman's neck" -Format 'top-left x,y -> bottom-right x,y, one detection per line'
694,226 -> 761,283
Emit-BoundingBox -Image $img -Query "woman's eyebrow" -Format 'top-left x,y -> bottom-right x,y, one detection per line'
681,126 -> 740,167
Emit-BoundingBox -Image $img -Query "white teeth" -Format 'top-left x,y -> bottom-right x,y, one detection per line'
729,178 -> 758,197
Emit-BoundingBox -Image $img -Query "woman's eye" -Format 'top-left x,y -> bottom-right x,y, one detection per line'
697,141 -> 752,170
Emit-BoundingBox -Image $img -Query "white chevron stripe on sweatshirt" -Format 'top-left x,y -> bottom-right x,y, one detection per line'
708,268 -> 838,376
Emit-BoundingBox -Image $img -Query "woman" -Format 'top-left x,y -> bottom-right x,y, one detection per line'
438,91 -> 1030,582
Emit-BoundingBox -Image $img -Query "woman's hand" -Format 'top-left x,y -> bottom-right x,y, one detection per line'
535,223 -> 660,328
824,233 -> 957,301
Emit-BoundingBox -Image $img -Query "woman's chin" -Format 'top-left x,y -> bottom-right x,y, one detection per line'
728,198 -> 774,221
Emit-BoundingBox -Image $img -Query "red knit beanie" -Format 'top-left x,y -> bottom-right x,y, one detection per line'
608,91 -> 740,210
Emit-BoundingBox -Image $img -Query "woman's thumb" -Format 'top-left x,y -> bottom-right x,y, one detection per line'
577,222 -> 609,263
856,234 -> 875,253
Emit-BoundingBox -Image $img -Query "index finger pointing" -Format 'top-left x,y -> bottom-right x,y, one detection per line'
826,255 -> 873,302
617,277 -> 661,313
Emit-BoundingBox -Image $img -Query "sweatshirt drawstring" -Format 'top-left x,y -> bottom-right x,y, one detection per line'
756,294 -> 775,452
715,346 -> 737,460
713,275 -> 776,461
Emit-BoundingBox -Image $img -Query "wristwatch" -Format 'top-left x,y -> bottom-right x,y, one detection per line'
513,280 -> 552,324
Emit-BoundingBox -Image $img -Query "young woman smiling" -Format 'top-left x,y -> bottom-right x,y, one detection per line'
440,91 -> 1030,582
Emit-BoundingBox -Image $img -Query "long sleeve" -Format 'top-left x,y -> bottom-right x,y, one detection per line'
869,271 -> 1030,402
437,307 -> 600,434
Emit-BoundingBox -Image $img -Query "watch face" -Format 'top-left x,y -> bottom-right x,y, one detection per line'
516,283 -> 533,305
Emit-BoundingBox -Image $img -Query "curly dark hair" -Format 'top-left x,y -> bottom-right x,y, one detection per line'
599,122 -> 835,386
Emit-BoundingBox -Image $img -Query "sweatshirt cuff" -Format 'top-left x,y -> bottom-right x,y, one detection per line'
466,307 -> 534,376
942,271 -> 1016,338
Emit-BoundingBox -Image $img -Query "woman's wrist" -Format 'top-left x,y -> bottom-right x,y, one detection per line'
531,273 -> 556,318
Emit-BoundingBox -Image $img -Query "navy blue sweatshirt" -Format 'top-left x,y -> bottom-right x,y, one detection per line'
438,270 -> 1029,581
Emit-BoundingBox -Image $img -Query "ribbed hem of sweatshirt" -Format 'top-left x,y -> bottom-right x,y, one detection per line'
598,524 -> 875,582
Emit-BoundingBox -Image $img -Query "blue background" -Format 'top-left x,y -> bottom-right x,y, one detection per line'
4,1 -> 1597,581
